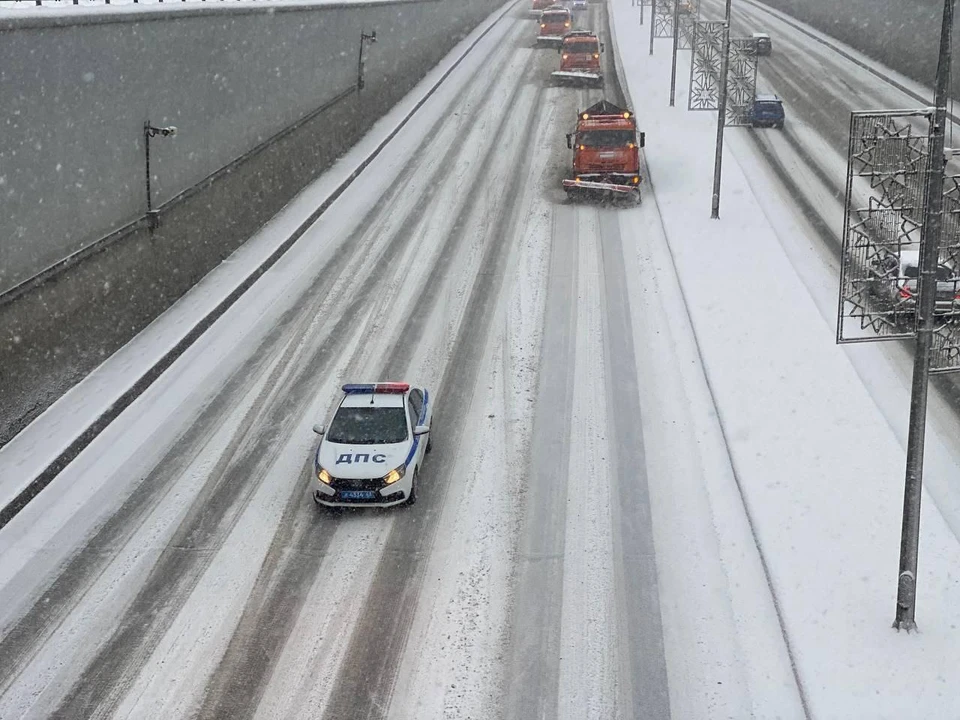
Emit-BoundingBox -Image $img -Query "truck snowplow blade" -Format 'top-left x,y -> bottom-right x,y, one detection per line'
536,35 -> 565,46
563,179 -> 640,199
551,70 -> 603,85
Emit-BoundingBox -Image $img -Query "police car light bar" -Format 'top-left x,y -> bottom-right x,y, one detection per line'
342,382 -> 410,394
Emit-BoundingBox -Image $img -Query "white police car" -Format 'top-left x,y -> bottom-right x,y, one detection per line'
312,383 -> 432,508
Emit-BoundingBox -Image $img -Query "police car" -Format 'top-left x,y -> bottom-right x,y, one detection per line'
312,383 -> 432,508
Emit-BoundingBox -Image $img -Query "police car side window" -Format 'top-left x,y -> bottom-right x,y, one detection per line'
409,389 -> 423,418
407,400 -> 418,430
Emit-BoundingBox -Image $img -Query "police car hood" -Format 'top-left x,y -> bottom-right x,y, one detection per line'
317,440 -> 410,480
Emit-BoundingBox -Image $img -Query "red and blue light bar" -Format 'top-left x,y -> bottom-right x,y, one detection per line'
342,382 -> 410,394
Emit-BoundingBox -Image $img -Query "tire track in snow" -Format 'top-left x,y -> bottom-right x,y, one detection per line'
320,63 -> 547,720
502,202 -> 579,720
555,207 -> 620,720
597,208 -> 671,719
194,34 -> 535,720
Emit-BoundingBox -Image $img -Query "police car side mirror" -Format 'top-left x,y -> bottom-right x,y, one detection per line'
638,132 -> 646,148
313,424 -> 325,435
566,133 -> 573,149
414,424 -> 431,436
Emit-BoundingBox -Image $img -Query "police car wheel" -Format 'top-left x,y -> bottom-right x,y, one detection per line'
405,471 -> 418,506
426,435 -> 432,454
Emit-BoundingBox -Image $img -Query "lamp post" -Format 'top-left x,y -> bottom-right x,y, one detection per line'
669,0 -> 681,106
893,0 -> 956,633
710,0 -> 732,218
357,30 -> 377,91
144,121 -> 177,230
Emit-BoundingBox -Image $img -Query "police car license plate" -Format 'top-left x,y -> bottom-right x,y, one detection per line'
340,490 -> 376,500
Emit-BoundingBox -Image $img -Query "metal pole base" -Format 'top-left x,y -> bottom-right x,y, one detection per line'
893,570 -> 918,632
147,211 -> 160,231
892,619 -> 918,633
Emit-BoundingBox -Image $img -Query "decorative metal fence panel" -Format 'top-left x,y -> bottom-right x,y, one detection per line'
930,174 -> 960,371
654,0 -> 675,38
838,112 -> 932,343
687,22 -> 756,122
725,38 -> 758,126
688,20 -> 724,110
678,13 -> 697,50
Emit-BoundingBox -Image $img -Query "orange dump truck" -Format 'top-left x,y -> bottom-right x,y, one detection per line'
563,100 -> 645,201
537,5 -> 572,47
551,30 -> 603,87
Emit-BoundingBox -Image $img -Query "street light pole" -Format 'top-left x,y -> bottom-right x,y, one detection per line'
649,0 -> 656,55
143,121 -> 177,231
669,0 -> 681,106
893,0 -> 956,633
357,30 -> 377,91
709,0 -> 733,218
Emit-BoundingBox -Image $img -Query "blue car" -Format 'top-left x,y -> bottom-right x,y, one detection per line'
750,94 -> 785,129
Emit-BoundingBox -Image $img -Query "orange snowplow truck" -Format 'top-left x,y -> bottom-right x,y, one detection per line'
552,30 -> 604,87
537,5 -> 572,47
563,100 -> 645,201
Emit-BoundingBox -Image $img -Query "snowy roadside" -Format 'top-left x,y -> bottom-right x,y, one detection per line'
0,0 -> 515,513
611,2 -> 960,718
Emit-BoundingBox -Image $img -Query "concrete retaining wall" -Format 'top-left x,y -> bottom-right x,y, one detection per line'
0,0 -> 501,293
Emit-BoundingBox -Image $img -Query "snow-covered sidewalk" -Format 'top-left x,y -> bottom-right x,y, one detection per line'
610,2 -> 960,718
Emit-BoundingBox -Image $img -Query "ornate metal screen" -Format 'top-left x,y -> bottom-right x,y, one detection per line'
930,175 -> 960,371
725,39 -> 758,126
688,23 -> 756,123
654,0 -> 674,38
838,112 -> 931,343
678,14 -> 698,50
688,21 -> 723,110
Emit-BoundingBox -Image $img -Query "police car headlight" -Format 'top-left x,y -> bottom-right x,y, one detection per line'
317,468 -> 332,485
383,465 -> 406,485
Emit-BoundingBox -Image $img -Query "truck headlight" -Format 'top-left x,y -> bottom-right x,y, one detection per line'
317,467 -> 332,485
383,465 -> 406,485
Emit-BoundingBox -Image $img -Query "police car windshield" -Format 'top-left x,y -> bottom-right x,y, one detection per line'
327,407 -> 408,444
579,130 -> 635,147
566,41 -> 599,54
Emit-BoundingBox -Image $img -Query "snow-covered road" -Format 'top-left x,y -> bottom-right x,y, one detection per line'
3,0 -> 960,717
0,4 -> 679,718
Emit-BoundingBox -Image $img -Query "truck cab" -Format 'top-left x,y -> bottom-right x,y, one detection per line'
538,6 -> 572,47
562,100 -> 645,201
552,31 -> 603,87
